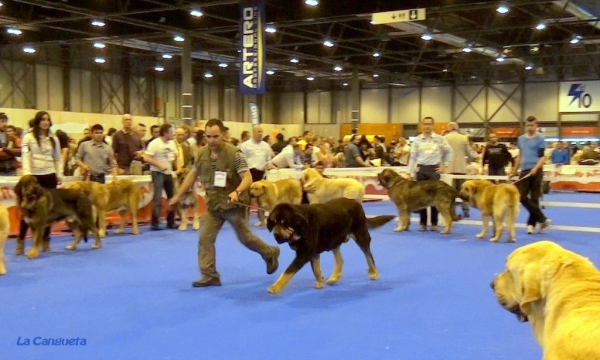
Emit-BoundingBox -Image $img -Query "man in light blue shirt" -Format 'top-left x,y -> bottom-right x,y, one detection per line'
510,116 -> 551,234
407,116 -> 453,232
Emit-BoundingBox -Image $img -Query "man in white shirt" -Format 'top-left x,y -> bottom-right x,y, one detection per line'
266,143 -> 304,170
143,124 -> 179,230
241,125 -> 272,182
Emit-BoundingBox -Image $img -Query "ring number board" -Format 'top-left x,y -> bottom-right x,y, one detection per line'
372,9 -> 426,25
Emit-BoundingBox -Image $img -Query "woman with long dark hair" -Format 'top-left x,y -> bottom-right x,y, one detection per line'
15,111 -> 63,256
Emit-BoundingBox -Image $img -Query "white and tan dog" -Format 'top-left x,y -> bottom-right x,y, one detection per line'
301,168 -> 365,204
492,241 -> 600,360
0,205 -> 9,275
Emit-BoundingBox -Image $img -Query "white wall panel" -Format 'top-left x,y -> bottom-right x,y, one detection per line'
525,82 -> 558,122
306,92 -> 332,124
202,84 -> 219,120
454,85 -> 486,123
48,65 -> 63,111
487,84 -> 521,123
332,90 -> 350,124
391,87 -> 419,124
224,88 -> 239,122
422,86 -> 451,123
361,89 -> 388,123
303,123 -> 340,138
279,92 -> 304,124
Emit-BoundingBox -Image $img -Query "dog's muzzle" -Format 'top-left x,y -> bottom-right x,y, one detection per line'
272,226 -> 300,244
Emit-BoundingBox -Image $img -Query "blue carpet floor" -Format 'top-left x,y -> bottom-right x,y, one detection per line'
2,196 -> 599,360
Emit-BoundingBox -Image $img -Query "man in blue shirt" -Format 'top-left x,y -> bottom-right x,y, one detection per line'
550,141 -> 570,165
510,116 -> 551,234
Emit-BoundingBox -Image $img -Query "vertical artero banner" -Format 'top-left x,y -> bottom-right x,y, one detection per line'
239,1 -> 266,95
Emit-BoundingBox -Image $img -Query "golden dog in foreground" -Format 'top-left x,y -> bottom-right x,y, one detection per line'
492,240 -> 600,360
460,179 -> 520,242
69,179 -> 140,238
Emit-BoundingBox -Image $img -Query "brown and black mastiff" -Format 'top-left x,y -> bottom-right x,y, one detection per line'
266,197 -> 394,295
378,168 -> 461,234
14,175 -> 102,258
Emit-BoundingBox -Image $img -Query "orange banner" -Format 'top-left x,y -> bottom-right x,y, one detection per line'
562,127 -> 598,136
491,127 -> 520,137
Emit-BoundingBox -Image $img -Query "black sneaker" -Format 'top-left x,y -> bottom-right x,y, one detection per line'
264,247 -> 280,275
192,277 -> 222,287
151,225 -> 161,231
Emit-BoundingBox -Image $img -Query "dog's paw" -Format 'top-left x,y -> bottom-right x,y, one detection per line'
267,285 -> 281,294
368,271 -> 379,281
192,223 -> 200,231
314,281 -> 325,289
490,237 -> 500,243
475,233 -> 485,239
114,228 -> 124,235
255,221 -> 265,227
393,226 -> 406,232
178,224 -> 188,231
507,238 -> 516,243
327,274 -> 342,285
131,228 -> 139,235
91,243 -> 102,250
65,244 -> 76,251
0,264 -> 6,275
26,249 -> 39,259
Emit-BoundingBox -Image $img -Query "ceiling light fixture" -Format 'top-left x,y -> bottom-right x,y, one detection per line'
93,42 -> 106,49
218,63 -> 228,68
570,35 -> 582,44
373,73 -> 379,78
190,9 -> 203,17
496,5 -> 509,14
323,40 -> 334,47
155,66 -> 165,72
421,33 -> 432,41
265,26 -> 276,33
204,72 -> 213,78
174,35 -> 185,42
343,82 -> 348,86
443,68 -> 448,72
496,55 -> 505,62
290,58 -> 299,63
525,64 -> 533,70
94,58 -> 106,64
266,70 -> 275,75
162,54 -> 173,59
7,28 -> 22,35
0,2 -> 3,7
91,20 -> 105,27
305,0 -> 319,6
334,65 -> 343,71
23,47 -> 35,54
535,22 -> 546,31
373,52 -> 380,57
463,46 -> 472,53
307,76 -> 315,81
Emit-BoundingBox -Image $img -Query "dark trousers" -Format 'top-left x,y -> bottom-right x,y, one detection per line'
450,173 -> 469,214
151,171 -> 175,227
488,167 -> 506,176
18,173 -> 58,240
517,169 -> 547,226
249,168 -> 265,182
89,174 -> 106,184
417,166 -> 439,226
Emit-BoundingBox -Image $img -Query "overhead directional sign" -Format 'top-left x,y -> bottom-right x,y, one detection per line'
371,8 -> 426,25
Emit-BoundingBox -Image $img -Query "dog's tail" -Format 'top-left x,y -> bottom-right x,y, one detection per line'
367,215 -> 396,229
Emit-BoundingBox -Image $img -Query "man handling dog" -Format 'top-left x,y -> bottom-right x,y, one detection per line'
407,116 -> 453,232
169,119 -> 280,288
76,124 -> 118,183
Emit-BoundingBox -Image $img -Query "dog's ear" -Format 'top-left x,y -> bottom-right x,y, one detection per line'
13,180 -> 23,201
513,263 -> 542,316
468,184 -> 477,196
291,207 -> 308,230
266,209 -> 277,232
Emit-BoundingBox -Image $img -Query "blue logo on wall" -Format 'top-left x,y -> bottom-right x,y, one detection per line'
17,336 -> 87,346
568,84 -> 592,108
